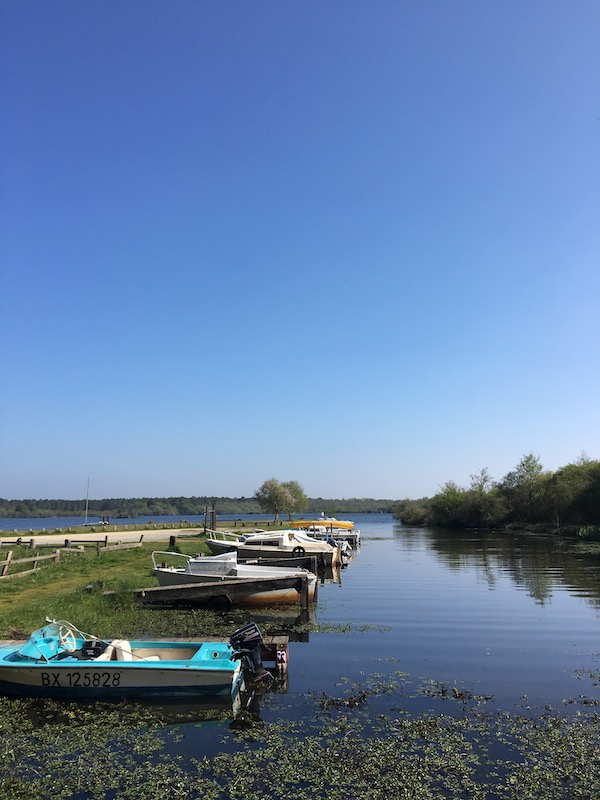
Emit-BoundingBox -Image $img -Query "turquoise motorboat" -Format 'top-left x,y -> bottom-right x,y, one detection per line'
0,619 -> 268,702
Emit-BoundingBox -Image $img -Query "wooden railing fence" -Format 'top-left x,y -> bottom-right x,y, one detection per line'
0,549 -> 62,580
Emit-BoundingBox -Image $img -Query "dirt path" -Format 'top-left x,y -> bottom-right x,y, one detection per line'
0,527 -> 205,547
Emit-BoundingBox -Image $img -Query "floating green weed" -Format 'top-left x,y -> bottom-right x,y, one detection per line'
2,677 -> 598,799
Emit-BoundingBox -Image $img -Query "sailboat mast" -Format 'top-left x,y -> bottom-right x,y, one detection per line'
84,478 -> 90,525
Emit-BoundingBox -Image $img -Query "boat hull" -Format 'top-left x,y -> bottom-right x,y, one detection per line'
154,568 -> 317,605
0,640 -> 241,699
0,664 -> 239,698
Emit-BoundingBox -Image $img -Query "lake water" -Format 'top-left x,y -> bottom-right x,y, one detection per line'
271,514 -> 600,721
2,513 -> 599,735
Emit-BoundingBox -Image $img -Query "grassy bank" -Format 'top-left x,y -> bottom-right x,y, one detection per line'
0,535 -> 233,639
0,524 -> 342,639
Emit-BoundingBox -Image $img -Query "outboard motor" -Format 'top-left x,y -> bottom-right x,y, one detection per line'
230,622 -> 272,682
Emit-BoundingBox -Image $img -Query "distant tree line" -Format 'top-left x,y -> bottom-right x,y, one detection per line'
0,494 -> 396,519
393,453 -> 600,534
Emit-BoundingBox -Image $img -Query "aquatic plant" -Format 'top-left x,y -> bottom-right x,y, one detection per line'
0,679 -> 598,799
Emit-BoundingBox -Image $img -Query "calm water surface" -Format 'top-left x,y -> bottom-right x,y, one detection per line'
294,515 -> 600,714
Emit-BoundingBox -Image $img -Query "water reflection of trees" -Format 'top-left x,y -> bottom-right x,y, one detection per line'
400,526 -> 600,608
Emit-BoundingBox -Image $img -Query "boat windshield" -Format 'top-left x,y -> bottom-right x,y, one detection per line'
151,551 -> 192,569
16,619 -> 91,661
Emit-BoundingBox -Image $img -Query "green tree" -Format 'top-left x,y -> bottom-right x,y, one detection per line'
464,468 -> 507,527
254,478 -> 294,522
430,481 -> 470,527
392,498 -> 433,526
547,457 -> 600,526
281,480 -> 308,519
499,453 -> 546,523
469,468 -> 493,494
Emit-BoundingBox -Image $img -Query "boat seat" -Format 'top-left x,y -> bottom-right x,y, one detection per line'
113,640 -> 132,661
94,643 -> 159,662
94,644 -> 115,661
94,640 -> 132,661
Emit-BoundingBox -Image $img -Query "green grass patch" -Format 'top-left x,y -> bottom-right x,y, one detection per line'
0,537 -> 328,640
0,538 -> 235,639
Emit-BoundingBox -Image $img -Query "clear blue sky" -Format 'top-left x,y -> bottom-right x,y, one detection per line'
1,2 -> 599,502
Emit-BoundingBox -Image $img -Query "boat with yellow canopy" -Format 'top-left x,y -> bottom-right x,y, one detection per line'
289,518 -> 360,547
290,518 -> 354,531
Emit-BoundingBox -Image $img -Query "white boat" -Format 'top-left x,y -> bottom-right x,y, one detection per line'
290,518 -> 361,547
151,551 -> 317,605
205,528 -> 345,566
0,619 -> 269,701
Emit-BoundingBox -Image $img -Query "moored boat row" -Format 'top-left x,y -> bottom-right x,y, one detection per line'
205,527 -> 352,565
0,515 -> 361,710
289,518 -> 361,547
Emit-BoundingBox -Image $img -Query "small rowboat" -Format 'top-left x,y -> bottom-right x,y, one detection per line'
0,619 -> 269,701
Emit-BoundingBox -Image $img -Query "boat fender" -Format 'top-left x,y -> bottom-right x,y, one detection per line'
292,546 -> 306,556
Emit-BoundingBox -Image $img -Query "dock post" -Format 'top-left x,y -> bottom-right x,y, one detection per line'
299,575 -> 309,613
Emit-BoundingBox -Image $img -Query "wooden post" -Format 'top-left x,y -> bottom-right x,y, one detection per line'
299,575 -> 309,613
298,574 -> 311,624
1,551 -> 13,577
